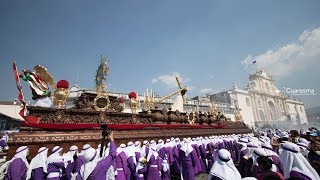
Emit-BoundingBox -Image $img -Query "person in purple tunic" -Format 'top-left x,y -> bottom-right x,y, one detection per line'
63,145 -> 78,180
74,144 -> 90,178
135,157 -> 146,180
0,133 -> 9,151
115,144 -> 130,180
4,146 -> 29,180
46,146 -> 65,180
126,141 -> 136,180
246,148 -> 269,177
144,146 -> 162,180
134,141 -> 142,163
77,131 -> 116,180
279,142 -> 320,180
171,138 -> 181,179
261,143 -> 283,174
141,140 -> 149,158
179,138 -> 196,180
208,149 -> 241,180
161,159 -> 170,180
27,147 -> 48,180
256,156 -> 284,180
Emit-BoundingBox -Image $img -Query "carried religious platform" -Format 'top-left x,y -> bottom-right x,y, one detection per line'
6,57 -> 251,159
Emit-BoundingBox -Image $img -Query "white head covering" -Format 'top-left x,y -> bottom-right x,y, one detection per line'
279,142 -> 320,179
146,146 -> 158,162
27,147 -> 48,179
117,144 -> 127,156
134,141 -> 142,153
46,146 -> 63,165
261,143 -> 278,157
298,138 -> 309,146
297,142 -> 309,158
127,142 -> 136,164
80,147 -> 99,180
157,139 -> 164,151
252,148 -> 268,166
80,144 -> 91,155
64,145 -> 78,163
209,149 -> 241,180
245,142 -> 259,159
141,141 -> 148,158
180,138 -> 193,157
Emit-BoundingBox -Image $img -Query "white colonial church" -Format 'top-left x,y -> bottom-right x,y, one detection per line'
210,69 -> 308,128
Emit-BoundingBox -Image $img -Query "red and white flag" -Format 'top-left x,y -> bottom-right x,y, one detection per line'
12,61 -> 27,117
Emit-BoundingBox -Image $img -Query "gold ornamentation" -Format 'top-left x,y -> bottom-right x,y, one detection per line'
33,65 -> 56,88
94,91 -> 110,111
52,88 -> 69,108
235,110 -> 243,121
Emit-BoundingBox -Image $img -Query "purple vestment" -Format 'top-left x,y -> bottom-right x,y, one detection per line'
145,154 -> 162,180
46,161 -> 65,180
115,151 -> 130,180
290,171 -> 312,180
4,158 -> 27,180
178,148 -> 196,180
31,167 -> 47,180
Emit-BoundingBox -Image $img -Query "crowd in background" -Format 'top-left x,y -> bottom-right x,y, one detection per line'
1,127 -> 320,180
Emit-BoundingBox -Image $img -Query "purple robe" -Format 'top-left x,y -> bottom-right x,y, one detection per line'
86,141 -> 117,180
178,149 -> 196,180
135,152 -> 141,163
191,145 -> 203,174
115,151 -> 130,180
74,155 -> 85,175
65,160 -> 75,180
46,161 -> 65,180
4,158 -> 27,180
290,171 -> 312,180
171,146 -> 181,177
166,147 -> 174,165
271,155 -> 283,174
0,139 -> 7,148
145,155 -> 162,180
198,144 -> 208,172
31,167 -> 46,180
127,156 -> 136,180
161,169 -> 170,180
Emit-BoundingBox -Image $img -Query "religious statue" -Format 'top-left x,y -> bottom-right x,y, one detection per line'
19,65 -> 56,108
235,110 -> 243,121
209,102 -> 218,116
129,91 -> 139,113
52,80 -> 69,108
94,56 -> 110,111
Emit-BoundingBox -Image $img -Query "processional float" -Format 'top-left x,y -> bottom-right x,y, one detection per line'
6,56 -> 251,159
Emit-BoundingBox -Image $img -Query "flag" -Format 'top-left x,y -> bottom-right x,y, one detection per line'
12,61 -> 38,124
12,61 -> 25,104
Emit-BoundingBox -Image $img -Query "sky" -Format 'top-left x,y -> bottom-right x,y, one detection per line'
0,0 -> 319,108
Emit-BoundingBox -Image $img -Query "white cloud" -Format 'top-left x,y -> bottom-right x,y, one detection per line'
200,88 -> 214,94
209,75 -> 215,79
151,72 -> 194,89
241,27 -> 320,78
151,78 -> 158,83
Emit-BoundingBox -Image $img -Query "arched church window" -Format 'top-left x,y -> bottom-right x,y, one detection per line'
300,106 -> 303,112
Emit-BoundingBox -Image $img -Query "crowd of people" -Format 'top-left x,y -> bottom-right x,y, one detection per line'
1,127 -> 320,180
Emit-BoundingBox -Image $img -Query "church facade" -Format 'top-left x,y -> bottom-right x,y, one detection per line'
210,69 -> 308,128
